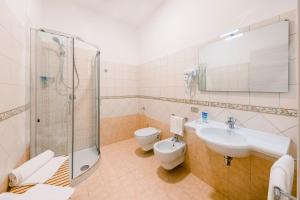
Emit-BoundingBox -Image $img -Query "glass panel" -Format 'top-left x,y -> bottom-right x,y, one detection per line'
32,30 -> 73,156
72,39 -> 100,178
95,52 -> 100,153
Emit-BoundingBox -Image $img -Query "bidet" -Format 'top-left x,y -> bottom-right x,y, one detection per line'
153,138 -> 186,170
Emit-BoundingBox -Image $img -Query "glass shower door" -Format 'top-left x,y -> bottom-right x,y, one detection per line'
31,30 -> 74,157
72,39 -> 100,178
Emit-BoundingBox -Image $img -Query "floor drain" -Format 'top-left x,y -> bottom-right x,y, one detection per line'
80,165 -> 90,171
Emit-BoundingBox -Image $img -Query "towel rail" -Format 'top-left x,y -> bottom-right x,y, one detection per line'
274,186 -> 297,200
171,114 -> 188,121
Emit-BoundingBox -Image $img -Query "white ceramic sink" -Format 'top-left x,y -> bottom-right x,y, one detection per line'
198,128 -> 249,157
185,120 -> 291,158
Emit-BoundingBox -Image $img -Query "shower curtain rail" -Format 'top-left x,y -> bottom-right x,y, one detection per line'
32,27 -> 100,51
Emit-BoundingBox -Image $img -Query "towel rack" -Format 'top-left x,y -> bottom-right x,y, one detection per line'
171,114 -> 188,121
274,186 -> 297,200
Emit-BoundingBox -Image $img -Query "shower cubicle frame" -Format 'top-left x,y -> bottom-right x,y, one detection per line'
29,27 -> 101,182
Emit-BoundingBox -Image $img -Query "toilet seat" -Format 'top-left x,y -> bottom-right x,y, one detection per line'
134,127 -> 159,137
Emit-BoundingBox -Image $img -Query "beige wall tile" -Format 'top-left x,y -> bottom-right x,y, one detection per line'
289,59 -> 298,84
242,114 -> 280,134
249,92 -> 280,107
280,84 -> 298,109
227,92 -> 250,105
263,114 -> 298,132
100,114 -> 139,146
210,91 -> 228,103
289,34 -> 298,60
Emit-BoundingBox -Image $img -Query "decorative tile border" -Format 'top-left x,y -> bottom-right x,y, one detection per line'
101,95 -> 138,100
0,104 -> 29,122
101,95 -> 298,117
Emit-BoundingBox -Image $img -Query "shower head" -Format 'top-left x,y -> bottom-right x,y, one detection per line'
52,37 -> 65,56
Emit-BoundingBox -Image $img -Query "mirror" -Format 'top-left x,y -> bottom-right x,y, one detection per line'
199,21 -> 289,92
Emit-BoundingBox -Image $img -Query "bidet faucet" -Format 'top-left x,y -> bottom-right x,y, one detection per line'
225,117 -> 236,129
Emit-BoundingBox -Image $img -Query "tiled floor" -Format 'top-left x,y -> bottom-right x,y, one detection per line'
71,138 -> 226,200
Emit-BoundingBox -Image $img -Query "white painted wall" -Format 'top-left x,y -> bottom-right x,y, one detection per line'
4,0 -> 41,25
37,0 -> 139,65
14,0 -> 296,65
138,0 -> 297,63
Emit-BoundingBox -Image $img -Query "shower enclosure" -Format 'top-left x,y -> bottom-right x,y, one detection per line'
29,28 -> 100,179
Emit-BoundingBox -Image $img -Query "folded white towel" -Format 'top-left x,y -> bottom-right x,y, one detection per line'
22,156 -> 68,185
0,192 -> 24,200
170,116 -> 185,136
268,155 -> 294,200
0,184 -> 74,200
8,150 -> 54,187
24,184 -> 74,200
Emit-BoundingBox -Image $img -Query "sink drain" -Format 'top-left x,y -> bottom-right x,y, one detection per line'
80,165 -> 90,171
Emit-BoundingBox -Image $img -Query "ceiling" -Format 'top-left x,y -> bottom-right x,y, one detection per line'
71,0 -> 167,26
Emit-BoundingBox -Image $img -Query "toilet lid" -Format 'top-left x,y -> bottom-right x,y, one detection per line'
135,127 -> 160,137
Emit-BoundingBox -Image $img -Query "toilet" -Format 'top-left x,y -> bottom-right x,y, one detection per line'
134,127 -> 161,151
153,137 -> 186,170
154,116 -> 186,170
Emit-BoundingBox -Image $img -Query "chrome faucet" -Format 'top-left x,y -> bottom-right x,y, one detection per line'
225,117 -> 236,129
171,135 -> 179,142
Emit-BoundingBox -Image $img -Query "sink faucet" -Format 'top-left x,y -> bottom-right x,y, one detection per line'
171,135 -> 179,142
225,117 -> 236,129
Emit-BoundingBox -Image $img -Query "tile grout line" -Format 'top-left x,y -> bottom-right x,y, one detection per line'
281,124 -> 298,134
260,114 -> 282,134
